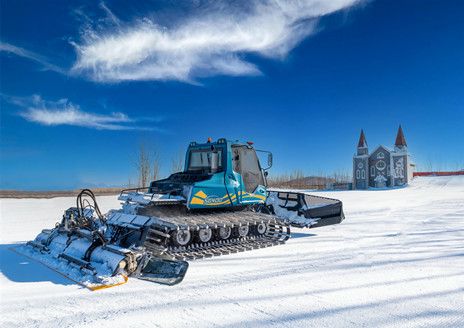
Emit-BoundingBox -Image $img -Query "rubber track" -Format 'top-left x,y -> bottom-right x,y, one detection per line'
144,223 -> 290,261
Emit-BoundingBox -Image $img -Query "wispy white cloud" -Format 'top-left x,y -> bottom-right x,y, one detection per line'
0,42 -> 66,74
99,1 -> 121,27
3,94 -> 158,130
72,0 -> 362,82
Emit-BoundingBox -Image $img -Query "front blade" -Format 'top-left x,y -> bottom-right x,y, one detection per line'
267,190 -> 345,228
137,257 -> 189,286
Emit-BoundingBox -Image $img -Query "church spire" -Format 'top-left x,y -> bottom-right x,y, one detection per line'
358,129 -> 367,148
356,129 -> 368,156
395,125 -> 407,147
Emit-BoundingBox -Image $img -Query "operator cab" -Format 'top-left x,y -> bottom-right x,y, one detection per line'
231,144 -> 265,192
148,138 -> 272,198
186,139 -> 268,192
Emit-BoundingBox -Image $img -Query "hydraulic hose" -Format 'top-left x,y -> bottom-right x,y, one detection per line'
76,189 -> 104,221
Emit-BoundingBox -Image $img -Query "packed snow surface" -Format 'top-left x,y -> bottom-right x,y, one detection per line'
1,176 -> 463,327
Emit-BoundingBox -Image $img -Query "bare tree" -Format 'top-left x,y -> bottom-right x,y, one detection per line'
171,150 -> 184,173
135,141 -> 163,187
136,143 -> 151,187
152,147 -> 161,181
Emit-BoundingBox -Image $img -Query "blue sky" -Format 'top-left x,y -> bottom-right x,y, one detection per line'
1,0 -> 463,190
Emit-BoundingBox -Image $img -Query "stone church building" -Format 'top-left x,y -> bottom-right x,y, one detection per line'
353,126 -> 415,189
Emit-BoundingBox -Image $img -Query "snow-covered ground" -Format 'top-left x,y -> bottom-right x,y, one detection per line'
1,176 -> 463,327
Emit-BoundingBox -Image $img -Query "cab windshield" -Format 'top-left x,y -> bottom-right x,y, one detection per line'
187,148 -> 223,172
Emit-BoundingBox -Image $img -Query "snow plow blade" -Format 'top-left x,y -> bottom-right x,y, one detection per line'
267,190 -> 345,228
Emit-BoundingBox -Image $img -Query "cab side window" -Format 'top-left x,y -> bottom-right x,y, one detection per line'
232,146 -> 264,192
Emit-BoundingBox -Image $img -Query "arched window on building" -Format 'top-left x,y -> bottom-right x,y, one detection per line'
361,170 -> 365,179
371,166 -> 375,176
356,170 -> 360,179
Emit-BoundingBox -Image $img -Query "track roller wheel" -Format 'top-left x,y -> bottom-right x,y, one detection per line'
171,229 -> 192,246
255,222 -> 267,235
233,225 -> 250,238
218,226 -> 232,240
197,228 -> 212,243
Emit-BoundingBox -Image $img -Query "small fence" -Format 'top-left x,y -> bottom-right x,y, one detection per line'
413,170 -> 464,177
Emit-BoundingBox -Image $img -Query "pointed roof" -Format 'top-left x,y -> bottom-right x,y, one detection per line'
395,125 -> 407,147
357,129 -> 367,148
371,145 -> 391,154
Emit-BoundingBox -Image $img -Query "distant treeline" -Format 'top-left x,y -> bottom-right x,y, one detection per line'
0,188 -> 123,199
266,170 -> 351,190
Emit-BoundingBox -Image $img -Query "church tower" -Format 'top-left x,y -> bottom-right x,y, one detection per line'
394,125 -> 407,151
391,125 -> 414,186
353,129 -> 369,189
357,129 -> 368,155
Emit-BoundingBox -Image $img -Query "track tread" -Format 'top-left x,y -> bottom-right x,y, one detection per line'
144,223 -> 290,261
140,206 -> 290,261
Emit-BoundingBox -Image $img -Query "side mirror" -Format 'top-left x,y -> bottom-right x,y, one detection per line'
267,153 -> 273,168
256,150 -> 273,170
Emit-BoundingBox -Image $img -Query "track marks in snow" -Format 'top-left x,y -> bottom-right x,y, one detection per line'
1,176 -> 464,327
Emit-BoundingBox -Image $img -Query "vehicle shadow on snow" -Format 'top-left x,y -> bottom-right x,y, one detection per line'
0,243 -> 72,286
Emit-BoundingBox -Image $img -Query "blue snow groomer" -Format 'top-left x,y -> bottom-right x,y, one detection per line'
130,138 -> 345,249
26,137 -> 345,289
